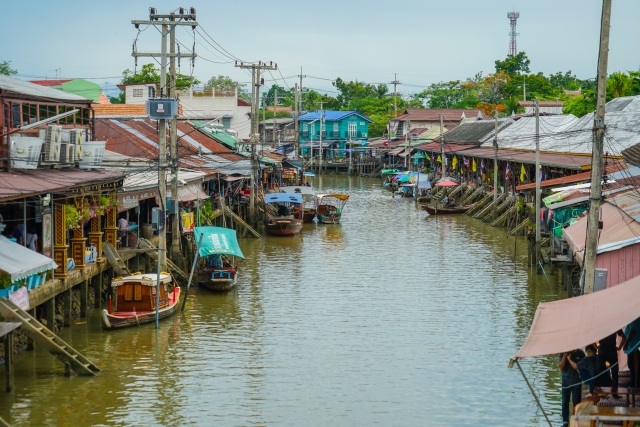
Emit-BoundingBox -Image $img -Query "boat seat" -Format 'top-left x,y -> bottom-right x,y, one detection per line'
212,271 -> 231,280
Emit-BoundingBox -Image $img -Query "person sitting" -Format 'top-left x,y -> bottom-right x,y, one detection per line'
277,204 -> 289,217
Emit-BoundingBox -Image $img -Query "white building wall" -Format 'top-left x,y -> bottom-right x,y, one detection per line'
125,84 -> 156,105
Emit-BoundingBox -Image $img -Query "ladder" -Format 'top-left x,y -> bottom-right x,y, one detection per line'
0,298 -> 100,376
138,238 -> 191,285
103,242 -> 130,276
222,205 -> 261,238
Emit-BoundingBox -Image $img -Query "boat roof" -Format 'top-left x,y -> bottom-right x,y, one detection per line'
279,186 -> 315,195
265,193 -> 303,204
111,273 -> 172,287
194,226 -> 245,259
317,193 -> 350,201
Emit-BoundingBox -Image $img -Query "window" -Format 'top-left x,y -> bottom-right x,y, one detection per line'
302,123 -> 308,132
333,122 -> 339,131
222,118 -> 231,129
348,121 -> 357,137
124,285 -> 133,301
132,88 -> 144,98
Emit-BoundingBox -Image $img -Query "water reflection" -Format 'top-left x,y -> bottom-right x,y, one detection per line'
0,176 -> 568,426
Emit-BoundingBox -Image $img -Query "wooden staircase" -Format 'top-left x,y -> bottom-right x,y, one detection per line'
103,242 -> 130,276
0,298 -> 100,376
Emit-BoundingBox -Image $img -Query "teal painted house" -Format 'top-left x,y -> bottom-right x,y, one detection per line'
298,110 -> 373,158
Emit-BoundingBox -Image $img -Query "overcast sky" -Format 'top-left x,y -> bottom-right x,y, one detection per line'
1,0 -> 639,98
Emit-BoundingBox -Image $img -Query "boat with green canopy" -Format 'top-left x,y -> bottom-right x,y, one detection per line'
194,226 -> 245,291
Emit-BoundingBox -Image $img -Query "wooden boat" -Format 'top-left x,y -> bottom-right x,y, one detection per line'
316,193 -> 349,224
264,193 -> 304,236
194,226 -> 245,291
102,273 -> 180,329
416,196 -> 431,203
399,184 -> 415,198
421,202 -> 477,215
280,185 -> 316,223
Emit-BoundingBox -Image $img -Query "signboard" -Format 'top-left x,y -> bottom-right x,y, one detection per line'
9,286 -> 30,310
42,210 -> 52,257
181,212 -> 195,233
118,189 -> 158,212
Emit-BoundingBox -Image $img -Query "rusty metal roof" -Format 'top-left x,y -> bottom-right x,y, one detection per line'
606,187 -> 640,222
0,75 -> 92,104
0,169 -> 124,201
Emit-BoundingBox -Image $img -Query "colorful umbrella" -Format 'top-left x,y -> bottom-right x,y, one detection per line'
435,177 -> 459,187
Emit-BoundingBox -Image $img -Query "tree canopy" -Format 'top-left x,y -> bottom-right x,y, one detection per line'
0,61 -> 17,76
205,75 -> 250,102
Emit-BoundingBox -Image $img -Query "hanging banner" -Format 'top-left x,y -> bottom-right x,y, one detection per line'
181,211 -> 195,233
42,210 -> 52,257
118,189 -> 158,212
9,286 -> 30,310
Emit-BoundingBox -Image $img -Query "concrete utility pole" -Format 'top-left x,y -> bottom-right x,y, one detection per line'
440,113 -> 445,177
390,73 -> 401,116
294,83 -> 299,159
493,108 -> 499,220
584,0 -> 612,294
169,18 -> 180,265
535,99 -> 541,272
405,120 -> 411,170
318,101 -> 325,174
273,88 -> 277,146
234,61 -> 277,222
131,8 -> 198,273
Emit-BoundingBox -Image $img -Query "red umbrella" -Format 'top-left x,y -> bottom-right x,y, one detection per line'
435,177 -> 459,187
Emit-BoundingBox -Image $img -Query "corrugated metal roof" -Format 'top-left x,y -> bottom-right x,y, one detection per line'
606,188 -> 640,222
391,108 -> 486,122
298,111 -> 373,123
435,118 -> 513,145
414,142 -> 476,153
189,120 -> 240,150
0,75 -> 92,103
453,147 -> 593,169
479,115 -> 581,152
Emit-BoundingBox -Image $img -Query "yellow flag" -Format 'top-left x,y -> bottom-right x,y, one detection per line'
472,158 -> 477,172
452,156 -> 458,169
437,155 -> 442,163
520,164 -> 526,182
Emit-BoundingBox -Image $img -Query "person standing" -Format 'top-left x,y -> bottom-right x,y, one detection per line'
594,332 -> 619,392
25,228 -> 38,252
620,318 -> 640,389
559,349 -> 585,427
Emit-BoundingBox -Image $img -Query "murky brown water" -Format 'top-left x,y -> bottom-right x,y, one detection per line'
1,175 -> 567,426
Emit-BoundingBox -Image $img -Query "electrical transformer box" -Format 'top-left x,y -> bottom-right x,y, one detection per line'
146,99 -> 178,120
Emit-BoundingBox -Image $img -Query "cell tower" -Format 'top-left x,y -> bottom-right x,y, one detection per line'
507,11 -> 520,56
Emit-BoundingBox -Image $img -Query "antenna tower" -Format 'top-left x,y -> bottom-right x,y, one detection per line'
507,11 -> 520,56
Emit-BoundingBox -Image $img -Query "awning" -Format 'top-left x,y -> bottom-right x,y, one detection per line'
194,226 -> 244,259
389,147 -> 405,156
514,273 -> 640,359
117,188 -> 158,212
0,236 -> 58,282
166,183 -> 208,202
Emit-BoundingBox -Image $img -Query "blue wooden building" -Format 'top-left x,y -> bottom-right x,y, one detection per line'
298,110 -> 373,159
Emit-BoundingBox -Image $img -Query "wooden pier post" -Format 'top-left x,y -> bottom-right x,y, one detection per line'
45,298 -> 55,332
63,289 -> 72,327
80,280 -> 88,318
4,331 -> 13,392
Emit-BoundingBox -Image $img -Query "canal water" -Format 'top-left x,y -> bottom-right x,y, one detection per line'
1,176 -> 567,426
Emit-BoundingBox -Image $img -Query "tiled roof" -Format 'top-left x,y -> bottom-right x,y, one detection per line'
29,79 -> 72,87
98,93 -> 111,105
0,75 -> 91,103
391,108 -> 485,123
237,98 -> 251,107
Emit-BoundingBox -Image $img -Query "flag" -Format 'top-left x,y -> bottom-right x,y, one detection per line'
437,155 -> 442,163
452,156 -> 458,169
463,157 -> 470,168
520,164 -> 526,182
480,159 -> 485,170
472,158 -> 477,172
431,154 -> 435,163
505,162 -> 511,180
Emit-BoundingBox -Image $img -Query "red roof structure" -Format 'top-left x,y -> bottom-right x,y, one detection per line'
28,79 -> 72,87
237,98 -> 251,107
392,108 -> 486,122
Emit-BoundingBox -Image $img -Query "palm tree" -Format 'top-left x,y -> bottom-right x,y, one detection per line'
608,72 -> 630,98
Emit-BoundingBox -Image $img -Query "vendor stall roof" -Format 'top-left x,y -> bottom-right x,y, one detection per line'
0,236 -> 58,282
194,226 -> 244,259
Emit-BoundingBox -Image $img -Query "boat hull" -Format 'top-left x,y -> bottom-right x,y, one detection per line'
422,203 -> 476,215
198,267 -> 237,291
266,217 -> 303,236
102,287 -> 181,329
317,214 -> 342,224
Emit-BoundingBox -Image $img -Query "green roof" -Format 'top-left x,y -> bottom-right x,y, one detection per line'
57,79 -> 102,103
190,120 -> 239,149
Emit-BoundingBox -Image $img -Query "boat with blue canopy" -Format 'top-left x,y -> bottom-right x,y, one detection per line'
264,193 -> 304,236
194,226 -> 245,291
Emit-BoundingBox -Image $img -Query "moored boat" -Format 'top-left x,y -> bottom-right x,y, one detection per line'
194,226 -> 245,291
421,202 -> 477,215
316,193 -> 349,224
102,273 -> 180,329
264,193 -> 304,236
280,185 -> 317,223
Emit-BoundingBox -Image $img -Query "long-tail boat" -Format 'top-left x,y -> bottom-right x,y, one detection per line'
280,185 -> 317,223
316,194 -> 350,224
264,193 -> 304,236
101,273 -> 180,329
421,202 -> 477,215
193,226 -> 245,291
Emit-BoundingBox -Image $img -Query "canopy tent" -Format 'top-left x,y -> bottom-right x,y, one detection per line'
563,202 -> 640,263
514,273 -> 640,359
435,177 -> 459,187
166,183 -> 208,202
409,173 -> 432,190
0,236 -> 58,282
264,193 -> 303,204
193,226 -> 245,259
317,194 -> 350,201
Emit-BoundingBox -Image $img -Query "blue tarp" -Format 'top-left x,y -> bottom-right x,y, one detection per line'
264,193 -> 303,204
194,226 -> 245,259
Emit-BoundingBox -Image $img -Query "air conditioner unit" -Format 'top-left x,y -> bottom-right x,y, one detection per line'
11,136 -> 44,169
69,129 -> 84,145
78,141 -> 106,169
60,143 -> 76,165
42,125 -> 62,163
362,133 -> 368,138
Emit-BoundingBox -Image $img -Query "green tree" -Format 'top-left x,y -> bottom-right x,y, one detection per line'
630,70 -> 640,96
607,71 -> 631,99
261,84 -> 294,107
563,90 -> 596,117
205,75 -> 250,101
495,52 -> 530,76
0,60 -> 17,76
121,63 -> 200,91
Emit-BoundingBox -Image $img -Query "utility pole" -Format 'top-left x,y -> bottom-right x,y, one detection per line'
584,0 -> 612,294
169,16 -> 180,265
440,113 -> 445,178
235,61 -> 277,222
294,83 -> 299,159
405,120 -> 411,170
390,73 -> 401,116
493,108 -> 499,221
298,67 -> 306,114
318,101 -> 325,174
132,8 -> 197,276
535,99 -> 541,272
273,88 -> 278,147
